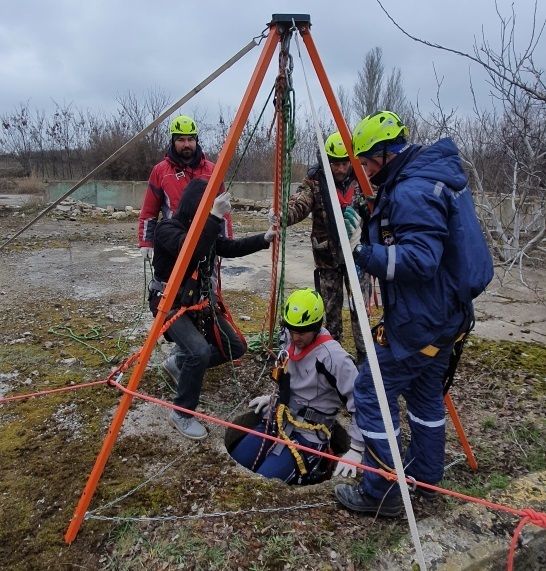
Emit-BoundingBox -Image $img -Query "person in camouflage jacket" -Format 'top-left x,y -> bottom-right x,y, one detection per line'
281,132 -> 371,364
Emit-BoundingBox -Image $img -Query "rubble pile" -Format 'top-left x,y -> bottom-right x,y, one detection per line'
50,198 -> 140,221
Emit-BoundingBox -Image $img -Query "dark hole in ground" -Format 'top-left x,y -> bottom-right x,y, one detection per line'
225,411 -> 351,485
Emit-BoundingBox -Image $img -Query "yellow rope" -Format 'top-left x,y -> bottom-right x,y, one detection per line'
275,404 -> 332,477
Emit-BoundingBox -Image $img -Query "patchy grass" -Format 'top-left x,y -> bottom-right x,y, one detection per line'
350,538 -> 379,566
464,337 -> 546,378
1,283 -> 545,569
443,472 -> 512,500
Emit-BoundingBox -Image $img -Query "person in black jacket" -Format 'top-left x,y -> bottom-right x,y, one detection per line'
150,178 -> 276,440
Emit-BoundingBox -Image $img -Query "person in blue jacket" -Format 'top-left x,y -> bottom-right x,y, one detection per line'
334,110 -> 493,517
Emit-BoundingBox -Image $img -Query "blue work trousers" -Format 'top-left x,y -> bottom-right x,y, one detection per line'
354,342 -> 452,499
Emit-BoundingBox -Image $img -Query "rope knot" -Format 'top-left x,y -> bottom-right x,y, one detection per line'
520,508 -> 546,528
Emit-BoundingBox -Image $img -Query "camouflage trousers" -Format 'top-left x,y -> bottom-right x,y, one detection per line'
315,266 -> 371,359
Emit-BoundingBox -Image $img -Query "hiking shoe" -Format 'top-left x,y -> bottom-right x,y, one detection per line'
334,484 -> 402,517
168,411 -> 207,440
162,355 -> 180,384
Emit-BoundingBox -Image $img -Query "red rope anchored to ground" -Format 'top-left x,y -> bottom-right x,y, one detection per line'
0,379 -> 110,403
108,381 -> 546,571
2,317 -> 544,569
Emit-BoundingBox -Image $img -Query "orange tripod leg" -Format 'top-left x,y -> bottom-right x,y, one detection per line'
64,27 -> 280,544
302,25 -> 477,474
445,393 -> 478,471
299,27 -> 374,201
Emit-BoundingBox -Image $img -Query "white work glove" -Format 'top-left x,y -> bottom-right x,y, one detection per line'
349,225 -> 362,251
248,394 -> 272,415
264,226 -> 277,243
344,207 -> 362,251
140,247 -> 154,260
211,192 -> 232,218
333,443 -> 365,478
267,208 -> 278,226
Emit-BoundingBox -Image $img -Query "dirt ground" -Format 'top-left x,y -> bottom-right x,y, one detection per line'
0,204 -> 545,570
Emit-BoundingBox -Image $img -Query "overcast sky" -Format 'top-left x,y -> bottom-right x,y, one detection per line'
1,0 -> 544,129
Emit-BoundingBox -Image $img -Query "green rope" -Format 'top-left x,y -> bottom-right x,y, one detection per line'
48,324 -> 115,363
274,73 -> 296,345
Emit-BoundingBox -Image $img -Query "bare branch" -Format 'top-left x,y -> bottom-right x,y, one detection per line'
374,0 -> 546,102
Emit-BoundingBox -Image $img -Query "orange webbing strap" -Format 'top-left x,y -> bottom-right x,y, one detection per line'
161,299 -> 209,333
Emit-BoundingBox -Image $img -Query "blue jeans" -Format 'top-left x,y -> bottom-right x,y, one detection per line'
166,312 -> 246,413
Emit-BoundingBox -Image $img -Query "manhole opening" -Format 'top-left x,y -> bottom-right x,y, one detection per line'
225,412 -> 350,485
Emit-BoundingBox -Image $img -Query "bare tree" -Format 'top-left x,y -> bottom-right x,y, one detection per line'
336,85 -> 354,127
0,102 -> 33,176
353,47 -> 384,118
353,46 -> 409,123
374,0 -> 546,104
379,0 -> 546,278
383,68 -> 407,114
116,88 -> 172,168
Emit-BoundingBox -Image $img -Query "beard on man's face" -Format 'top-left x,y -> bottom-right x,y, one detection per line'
180,148 -> 194,158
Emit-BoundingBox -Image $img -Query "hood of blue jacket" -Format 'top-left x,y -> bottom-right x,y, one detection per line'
398,138 -> 468,191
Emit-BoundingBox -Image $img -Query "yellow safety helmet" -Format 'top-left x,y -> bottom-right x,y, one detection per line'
283,288 -> 325,331
352,110 -> 408,156
170,115 -> 198,136
324,131 -> 349,161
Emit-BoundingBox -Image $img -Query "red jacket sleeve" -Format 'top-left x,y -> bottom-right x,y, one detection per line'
138,164 -> 164,247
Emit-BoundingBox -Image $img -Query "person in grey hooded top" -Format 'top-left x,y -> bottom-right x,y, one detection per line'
230,288 -> 365,485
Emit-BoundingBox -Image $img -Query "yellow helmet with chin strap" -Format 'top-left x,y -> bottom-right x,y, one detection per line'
170,115 -> 198,136
283,288 -> 325,331
324,131 -> 349,160
352,110 -> 408,156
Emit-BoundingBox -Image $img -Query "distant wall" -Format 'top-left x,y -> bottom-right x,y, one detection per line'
44,180 -> 300,209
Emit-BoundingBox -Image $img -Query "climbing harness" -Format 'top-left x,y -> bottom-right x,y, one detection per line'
249,345 -> 334,480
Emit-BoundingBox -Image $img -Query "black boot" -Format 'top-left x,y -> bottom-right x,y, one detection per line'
334,484 -> 402,517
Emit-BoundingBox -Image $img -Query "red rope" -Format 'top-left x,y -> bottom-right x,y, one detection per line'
110,382 -> 546,570
0,379 -> 109,403
0,300 -> 208,405
506,509 -> 546,571
110,382 -> 541,517
2,339 -> 544,569
112,382 -> 546,571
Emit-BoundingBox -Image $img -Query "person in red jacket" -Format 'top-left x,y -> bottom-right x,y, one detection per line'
138,114 -> 230,259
